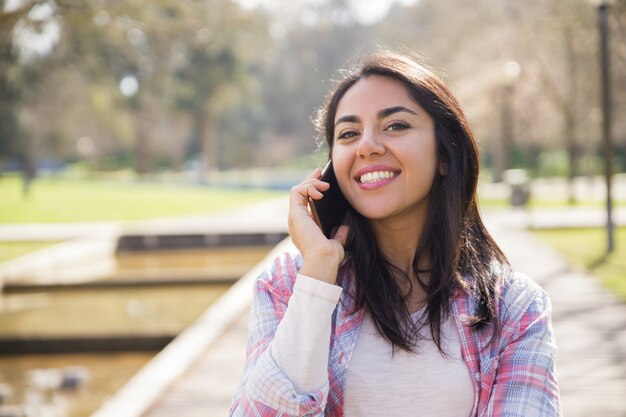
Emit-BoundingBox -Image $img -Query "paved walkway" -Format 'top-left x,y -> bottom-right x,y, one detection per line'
484,209 -> 626,417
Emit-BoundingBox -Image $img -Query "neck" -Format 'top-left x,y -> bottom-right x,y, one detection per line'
369,213 -> 431,273
368,214 -> 432,313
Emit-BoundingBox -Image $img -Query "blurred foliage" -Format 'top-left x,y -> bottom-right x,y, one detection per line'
0,0 -> 625,184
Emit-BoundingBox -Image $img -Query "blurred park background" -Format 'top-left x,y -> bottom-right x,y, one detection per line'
1,0 -> 626,416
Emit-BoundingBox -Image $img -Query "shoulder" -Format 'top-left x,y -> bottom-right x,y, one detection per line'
253,243 -> 303,303
497,271 -> 553,329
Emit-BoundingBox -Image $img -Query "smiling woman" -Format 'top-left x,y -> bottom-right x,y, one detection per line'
229,50 -> 562,417
331,76 -> 438,224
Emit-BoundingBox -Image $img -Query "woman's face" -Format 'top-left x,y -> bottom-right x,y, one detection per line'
331,75 -> 439,226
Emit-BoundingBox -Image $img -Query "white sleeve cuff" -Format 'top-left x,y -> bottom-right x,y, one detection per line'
293,273 -> 343,305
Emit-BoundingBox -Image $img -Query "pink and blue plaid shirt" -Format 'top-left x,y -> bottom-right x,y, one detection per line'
230,250 -> 561,416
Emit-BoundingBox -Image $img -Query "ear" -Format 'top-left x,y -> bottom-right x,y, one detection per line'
439,160 -> 448,176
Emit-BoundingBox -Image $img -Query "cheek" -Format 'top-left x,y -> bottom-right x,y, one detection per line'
408,141 -> 438,184
331,148 -> 352,192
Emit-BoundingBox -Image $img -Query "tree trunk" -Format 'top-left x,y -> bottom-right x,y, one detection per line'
563,26 -> 578,205
134,110 -> 150,175
21,134 -> 36,198
194,110 -> 214,184
495,84 -> 515,183
564,110 -> 577,204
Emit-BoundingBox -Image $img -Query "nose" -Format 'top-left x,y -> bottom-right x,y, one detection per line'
357,128 -> 385,158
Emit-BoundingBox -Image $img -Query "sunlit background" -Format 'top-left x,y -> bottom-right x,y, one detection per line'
1,0 -> 625,416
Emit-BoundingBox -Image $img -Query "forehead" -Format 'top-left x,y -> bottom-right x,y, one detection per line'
335,75 -> 417,119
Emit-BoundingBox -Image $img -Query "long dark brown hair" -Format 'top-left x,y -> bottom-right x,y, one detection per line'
314,50 -> 510,353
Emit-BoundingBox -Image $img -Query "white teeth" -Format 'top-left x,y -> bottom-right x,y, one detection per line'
359,171 -> 397,184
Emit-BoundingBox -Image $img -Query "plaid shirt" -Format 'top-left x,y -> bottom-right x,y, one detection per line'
230,250 -> 561,416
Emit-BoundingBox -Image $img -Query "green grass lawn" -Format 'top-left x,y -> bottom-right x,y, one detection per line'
0,176 -> 285,223
0,241 -> 60,262
0,176 -> 285,261
533,227 -> 626,302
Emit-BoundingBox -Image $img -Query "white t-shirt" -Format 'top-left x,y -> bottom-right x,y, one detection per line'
270,274 -> 474,416
344,309 -> 474,416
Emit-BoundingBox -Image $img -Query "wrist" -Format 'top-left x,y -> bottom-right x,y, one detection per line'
300,256 -> 341,285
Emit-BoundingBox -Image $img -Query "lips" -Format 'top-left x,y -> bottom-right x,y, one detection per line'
359,170 -> 397,184
354,165 -> 400,191
355,165 -> 400,184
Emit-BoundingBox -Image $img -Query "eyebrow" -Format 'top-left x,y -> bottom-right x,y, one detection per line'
334,115 -> 360,126
334,106 -> 418,127
378,106 -> 418,119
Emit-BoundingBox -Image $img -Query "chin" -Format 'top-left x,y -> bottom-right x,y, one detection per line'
353,205 -> 393,221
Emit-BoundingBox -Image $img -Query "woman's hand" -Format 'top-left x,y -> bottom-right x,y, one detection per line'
288,168 -> 349,284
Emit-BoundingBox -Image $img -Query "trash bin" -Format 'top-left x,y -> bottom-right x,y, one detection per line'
503,169 -> 530,207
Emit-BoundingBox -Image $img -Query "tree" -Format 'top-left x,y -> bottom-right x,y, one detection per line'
0,0 -> 66,190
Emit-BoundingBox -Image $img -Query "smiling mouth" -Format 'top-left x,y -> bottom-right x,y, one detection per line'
357,170 -> 399,184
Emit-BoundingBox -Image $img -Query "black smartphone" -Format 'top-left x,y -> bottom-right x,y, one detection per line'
308,160 -> 351,239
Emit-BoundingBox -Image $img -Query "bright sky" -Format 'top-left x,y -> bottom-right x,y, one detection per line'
236,0 -> 419,26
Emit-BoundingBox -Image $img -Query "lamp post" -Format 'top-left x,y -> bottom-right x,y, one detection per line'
592,0 -> 615,253
496,61 -> 521,183
120,74 -> 149,175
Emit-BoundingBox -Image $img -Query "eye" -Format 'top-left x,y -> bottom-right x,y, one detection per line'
337,130 -> 359,140
386,121 -> 410,131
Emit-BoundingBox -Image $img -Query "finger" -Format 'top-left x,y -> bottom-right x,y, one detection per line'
332,225 -> 350,246
304,167 -> 331,189
291,180 -> 328,203
306,185 -> 325,200
290,184 -> 320,214
301,177 -> 331,190
295,183 -> 324,200
309,167 -> 322,179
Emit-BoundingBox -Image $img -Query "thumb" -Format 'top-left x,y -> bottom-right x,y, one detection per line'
332,224 -> 350,247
